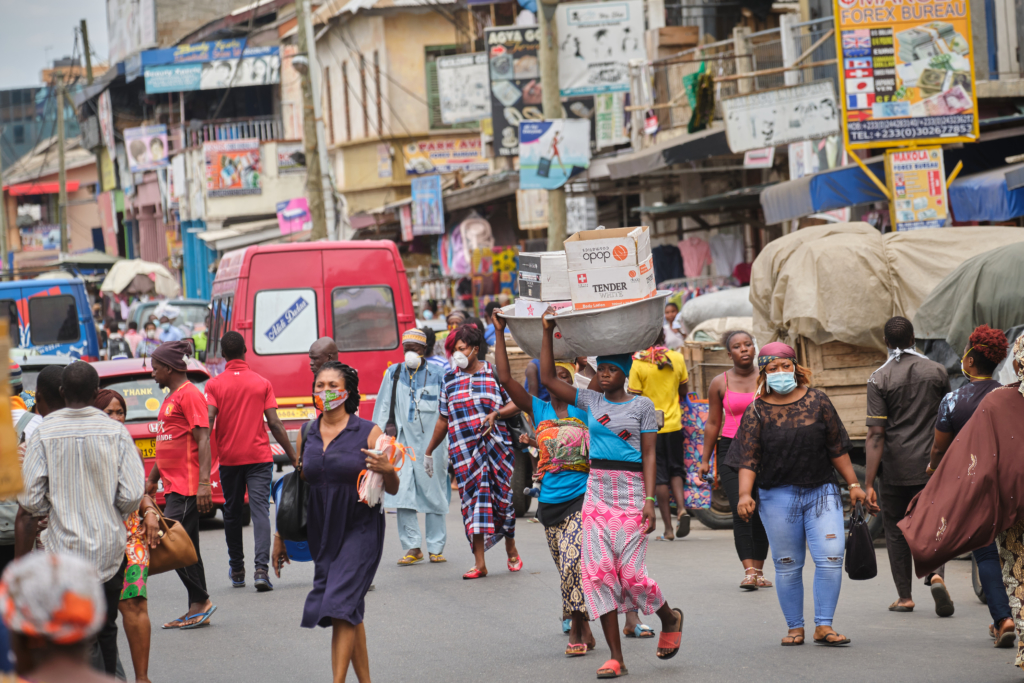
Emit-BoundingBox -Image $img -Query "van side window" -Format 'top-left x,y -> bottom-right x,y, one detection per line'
254,289 -> 317,355
0,300 -> 19,347
331,286 -> 399,352
209,300 -> 222,357
29,295 -> 80,345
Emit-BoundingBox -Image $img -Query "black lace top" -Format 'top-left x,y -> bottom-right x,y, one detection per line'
723,387 -> 851,490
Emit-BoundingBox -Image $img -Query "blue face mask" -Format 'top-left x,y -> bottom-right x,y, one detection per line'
766,371 -> 797,394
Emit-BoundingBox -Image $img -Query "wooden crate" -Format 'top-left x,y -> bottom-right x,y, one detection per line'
797,339 -> 887,441
682,341 -> 733,400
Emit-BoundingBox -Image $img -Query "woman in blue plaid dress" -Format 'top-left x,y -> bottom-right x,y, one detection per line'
426,324 -> 523,579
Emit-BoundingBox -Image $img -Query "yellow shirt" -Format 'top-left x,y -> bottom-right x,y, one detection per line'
628,350 -> 688,433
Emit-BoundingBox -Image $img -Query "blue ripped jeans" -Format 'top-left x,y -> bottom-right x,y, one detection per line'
758,483 -> 845,629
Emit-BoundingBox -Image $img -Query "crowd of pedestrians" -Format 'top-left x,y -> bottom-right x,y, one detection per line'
7,299 -> 1024,683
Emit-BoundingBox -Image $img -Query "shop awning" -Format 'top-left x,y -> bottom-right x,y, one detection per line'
607,124 -> 730,180
760,157 -> 886,225
197,220 -> 287,251
443,172 -> 518,212
1006,165 -> 1024,192
4,181 -> 81,196
948,163 -> 1024,222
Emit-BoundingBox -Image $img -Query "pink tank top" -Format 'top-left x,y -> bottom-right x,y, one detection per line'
721,374 -> 755,439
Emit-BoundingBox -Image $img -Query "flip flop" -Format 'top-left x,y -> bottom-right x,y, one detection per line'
566,643 -> 588,657
508,556 -> 523,572
654,535 -> 674,542
429,553 -> 446,563
180,605 -> 217,630
656,608 -> 684,660
930,581 -> 955,617
596,659 -> 628,679
624,624 -> 655,639
888,601 -> 913,612
463,567 -> 487,580
676,515 -> 691,538
397,553 -> 424,566
781,634 -> 805,646
161,617 -> 186,630
813,631 -> 851,646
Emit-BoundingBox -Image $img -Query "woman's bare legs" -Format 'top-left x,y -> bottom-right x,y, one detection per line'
331,619 -> 371,683
118,597 -> 151,683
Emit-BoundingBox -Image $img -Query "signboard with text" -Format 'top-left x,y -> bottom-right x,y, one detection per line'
885,146 -> 948,230
722,80 -> 840,153
486,26 -> 541,157
402,137 -> 488,175
437,53 -> 490,124
556,0 -> 646,96
411,175 -> 444,236
833,0 -> 979,148
204,139 -> 262,197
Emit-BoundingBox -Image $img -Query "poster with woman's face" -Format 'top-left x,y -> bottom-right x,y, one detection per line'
123,125 -> 169,172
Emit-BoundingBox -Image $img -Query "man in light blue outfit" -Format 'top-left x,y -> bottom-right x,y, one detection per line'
375,328 -> 451,565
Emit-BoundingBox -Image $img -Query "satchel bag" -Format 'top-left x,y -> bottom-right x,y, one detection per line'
845,501 -> 877,580
149,507 -> 198,576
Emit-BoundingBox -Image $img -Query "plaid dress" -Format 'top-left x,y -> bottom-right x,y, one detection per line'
440,362 -> 516,550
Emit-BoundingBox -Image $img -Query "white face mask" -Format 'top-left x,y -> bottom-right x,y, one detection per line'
452,351 -> 470,369
404,351 -> 422,369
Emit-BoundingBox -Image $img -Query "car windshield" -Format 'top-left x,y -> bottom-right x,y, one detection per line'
137,303 -> 209,328
101,375 -> 208,422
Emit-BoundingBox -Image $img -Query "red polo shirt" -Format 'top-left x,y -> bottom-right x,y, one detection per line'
155,382 -> 210,496
205,359 -> 278,467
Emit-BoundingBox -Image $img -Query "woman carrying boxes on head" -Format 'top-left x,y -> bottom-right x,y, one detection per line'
539,312 -> 684,679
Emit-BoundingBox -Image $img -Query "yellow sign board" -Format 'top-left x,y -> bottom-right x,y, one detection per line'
100,147 -> 117,192
833,0 -> 979,149
885,146 -> 949,230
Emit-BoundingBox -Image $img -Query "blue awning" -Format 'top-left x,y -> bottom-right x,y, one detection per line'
949,163 -> 1024,222
760,157 -> 886,224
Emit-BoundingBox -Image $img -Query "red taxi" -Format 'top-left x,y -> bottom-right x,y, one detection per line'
92,358 -> 248,523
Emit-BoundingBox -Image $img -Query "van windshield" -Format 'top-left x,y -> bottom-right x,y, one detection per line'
102,375 -> 208,422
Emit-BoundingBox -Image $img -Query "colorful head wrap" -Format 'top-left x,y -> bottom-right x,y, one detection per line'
1013,332 -> 1024,397
633,346 -> 673,370
554,361 -> 576,384
597,354 -> 633,377
402,329 -> 428,346
0,552 -> 105,644
757,342 -> 797,373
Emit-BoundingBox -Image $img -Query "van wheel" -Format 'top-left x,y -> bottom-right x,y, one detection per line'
512,449 -> 534,518
691,487 -> 734,530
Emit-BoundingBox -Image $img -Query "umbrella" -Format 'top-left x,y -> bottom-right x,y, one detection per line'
100,260 -> 180,298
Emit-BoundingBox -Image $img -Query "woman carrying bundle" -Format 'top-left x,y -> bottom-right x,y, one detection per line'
539,314 -> 684,679
492,314 -> 595,657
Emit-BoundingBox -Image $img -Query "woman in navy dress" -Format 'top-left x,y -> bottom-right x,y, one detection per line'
274,361 -> 397,683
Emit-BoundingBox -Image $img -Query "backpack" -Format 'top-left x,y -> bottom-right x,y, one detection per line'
108,336 -> 133,359
0,411 -> 38,545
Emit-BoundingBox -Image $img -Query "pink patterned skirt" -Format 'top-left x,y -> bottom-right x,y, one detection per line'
580,468 -> 665,618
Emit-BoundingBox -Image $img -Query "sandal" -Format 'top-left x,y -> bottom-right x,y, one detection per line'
740,568 -> 758,590
180,605 -> 217,630
995,618 -> 1016,649
656,608 -> 684,660
888,601 -> 913,612
566,642 -> 588,657
507,556 -> 523,572
624,624 -> 655,638
781,633 -> 804,646
676,515 -> 691,538
462,567 -> 487,580
813,630 -> 851,646
397,553 -> 424,566
755,570 -> 773,588
429,553 -> 446,563
655,535 -> 674,542
596,659 -> 627,678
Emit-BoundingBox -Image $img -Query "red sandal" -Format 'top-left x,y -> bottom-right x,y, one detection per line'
462,567 -> 487,580
656,608 -> 684,660
507,556 -> 523,572
596,659 -> 627,678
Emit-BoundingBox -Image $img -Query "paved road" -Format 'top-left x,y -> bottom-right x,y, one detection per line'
126,496 -> 1021,683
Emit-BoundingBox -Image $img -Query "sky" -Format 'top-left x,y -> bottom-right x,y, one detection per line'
0,0 -> 109,89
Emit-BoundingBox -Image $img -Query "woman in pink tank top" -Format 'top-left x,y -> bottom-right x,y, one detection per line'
698,330 -> 770,589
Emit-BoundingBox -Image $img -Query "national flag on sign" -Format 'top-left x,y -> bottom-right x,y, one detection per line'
846,68 -> 873,79
847,110 -> 872,122
847,93 -> 875,110
846,76 -> 875,93
845,58 -> 871,70
842,30 -> 870,49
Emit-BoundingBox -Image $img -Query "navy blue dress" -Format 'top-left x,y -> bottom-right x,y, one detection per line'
301,415 -> 385,628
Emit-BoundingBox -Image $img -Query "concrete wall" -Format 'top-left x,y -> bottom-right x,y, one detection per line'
155,0 -> 249,48
382,12 -> 460,135
319,15 -> 387,144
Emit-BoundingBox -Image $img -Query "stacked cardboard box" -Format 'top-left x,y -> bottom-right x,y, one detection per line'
516,251 -> 572,316
563,226 -> 656,310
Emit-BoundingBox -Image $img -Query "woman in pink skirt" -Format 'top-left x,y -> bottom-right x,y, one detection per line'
540,315 -> 683,679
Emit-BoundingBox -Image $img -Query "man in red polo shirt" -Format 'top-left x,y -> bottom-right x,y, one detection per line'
206,331 -> 296,592
145,340 -> 216,631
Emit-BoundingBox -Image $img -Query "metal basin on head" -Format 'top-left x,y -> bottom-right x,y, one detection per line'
497,290 -> 671,359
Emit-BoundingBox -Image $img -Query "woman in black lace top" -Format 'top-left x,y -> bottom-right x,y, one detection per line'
725,342 -> 867,648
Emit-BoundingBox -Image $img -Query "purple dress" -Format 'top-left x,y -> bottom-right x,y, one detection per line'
301,415 -> 385,628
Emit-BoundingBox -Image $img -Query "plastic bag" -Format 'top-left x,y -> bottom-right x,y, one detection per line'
356,434 -> 414,509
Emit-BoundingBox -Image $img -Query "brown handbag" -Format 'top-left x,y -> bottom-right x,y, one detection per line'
147,507 -> 198,576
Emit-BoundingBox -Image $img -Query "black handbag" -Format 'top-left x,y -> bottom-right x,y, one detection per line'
277,420 -> 312,542
845,501 -> 877,580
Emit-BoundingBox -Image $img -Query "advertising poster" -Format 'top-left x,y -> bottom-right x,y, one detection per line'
518,119 -> 591,190
437,53 -> 490,124
144,47 -> 280,94
721,81 -> 840,153
19,225 -> 60,251
377,143 -> 393,179
399,204 -> 414,242
107,0 -> 156,64
100,148 -> 117,192
833,0 -> 978,147
885,146 -> 948,230
276,198 -> 312,235
98,191 -> 119,255
276,142 -> 305,173
411,175 -> 445,236
141,39 -> 247,65
204,139 -> 262,197
123,125 -> 169,172
403,137 -> 489,175
98,90 -> 115,155
485,26 -> 541,156
594,92 -> 628,148
556,0 -> 646,97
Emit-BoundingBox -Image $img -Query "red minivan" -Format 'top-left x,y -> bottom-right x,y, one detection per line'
204,242 -> 415,440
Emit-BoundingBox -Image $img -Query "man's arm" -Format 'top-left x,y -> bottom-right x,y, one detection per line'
194,426 -> 213,514
115,429 -> 146,517
864,425 -> 884,513
14,508 -> 38,558
266,409 -> 298,467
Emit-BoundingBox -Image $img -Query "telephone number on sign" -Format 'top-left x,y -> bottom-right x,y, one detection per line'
849,124 -> 974,140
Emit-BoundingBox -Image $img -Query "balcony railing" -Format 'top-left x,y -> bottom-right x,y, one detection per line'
179,116 -> 284,148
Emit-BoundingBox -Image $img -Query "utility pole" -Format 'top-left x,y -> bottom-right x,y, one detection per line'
80,20 -> 93,85
56,79 -> 69,253
296,0 -> 328,241
302,0 -> 337,240
0,125 -> 7,277
539,0 -> 566,251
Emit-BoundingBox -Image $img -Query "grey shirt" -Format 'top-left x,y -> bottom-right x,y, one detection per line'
866,352 -> 950,486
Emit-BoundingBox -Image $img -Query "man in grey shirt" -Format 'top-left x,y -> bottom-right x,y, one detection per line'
864,317 -> 952,616
18,361 -> 145,675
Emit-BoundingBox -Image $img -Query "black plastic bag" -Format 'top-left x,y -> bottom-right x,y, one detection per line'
276,469 -> 308,542
845,501 -> 877,580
